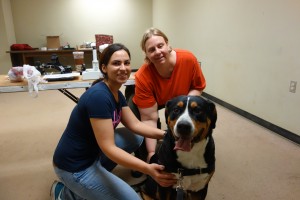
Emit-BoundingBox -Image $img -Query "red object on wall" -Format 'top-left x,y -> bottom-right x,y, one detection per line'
95,34 -> 113,48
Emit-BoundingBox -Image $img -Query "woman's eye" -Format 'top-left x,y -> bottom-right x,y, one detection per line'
112,61 -> 120,66
149,49 -> 155,53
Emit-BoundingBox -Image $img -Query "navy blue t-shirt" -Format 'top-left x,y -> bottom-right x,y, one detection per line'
53,81 -> 127,172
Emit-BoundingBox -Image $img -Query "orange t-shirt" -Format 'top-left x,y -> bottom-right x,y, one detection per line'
133,49 -> 206,108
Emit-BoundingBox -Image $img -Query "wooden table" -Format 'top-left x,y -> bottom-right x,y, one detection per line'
0,73 -> 135,103
6,49 -> 94,67
0,74 -> 93,103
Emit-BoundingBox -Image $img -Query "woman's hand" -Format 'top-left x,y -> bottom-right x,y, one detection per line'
146,163 -> 177,187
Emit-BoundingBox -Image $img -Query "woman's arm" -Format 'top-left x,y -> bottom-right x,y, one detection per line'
188,89 -> 202,96
90,118 -> 176,187
121,106 -> 164,139
122,103 -> 160,162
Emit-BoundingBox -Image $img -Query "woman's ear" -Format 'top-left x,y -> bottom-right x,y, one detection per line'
168,45 -> 172,53
101,64 -> 107,73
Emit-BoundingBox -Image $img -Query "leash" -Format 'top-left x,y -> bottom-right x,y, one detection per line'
176,169 -> 185,200
175,167 -> 213,200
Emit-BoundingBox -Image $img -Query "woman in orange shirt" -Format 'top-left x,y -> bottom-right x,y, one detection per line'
131,27 -> 206,163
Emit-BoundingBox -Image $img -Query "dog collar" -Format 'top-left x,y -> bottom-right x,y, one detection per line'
177,167 -> 213,176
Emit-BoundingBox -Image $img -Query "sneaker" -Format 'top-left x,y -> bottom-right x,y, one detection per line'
50,180 -> 64,200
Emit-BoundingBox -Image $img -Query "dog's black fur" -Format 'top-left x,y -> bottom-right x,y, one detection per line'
142,95 -> 217,200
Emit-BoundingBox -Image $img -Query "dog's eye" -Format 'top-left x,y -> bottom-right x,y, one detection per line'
173,108 -> 180,114
193,107 -> 202,114
193,107 -> 207,121
193,107 -> 206,121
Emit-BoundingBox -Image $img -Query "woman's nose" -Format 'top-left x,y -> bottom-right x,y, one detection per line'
119,63 -> 126,70
154,48 -> 160,54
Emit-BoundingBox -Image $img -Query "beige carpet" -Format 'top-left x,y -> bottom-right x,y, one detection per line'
0,88 -> 299,200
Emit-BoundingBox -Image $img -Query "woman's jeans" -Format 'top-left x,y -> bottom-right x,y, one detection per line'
54,127 -> 144,200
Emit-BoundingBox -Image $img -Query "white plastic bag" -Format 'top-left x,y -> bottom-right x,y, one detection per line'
23,64 -> 46,97
7,67 -> 24,82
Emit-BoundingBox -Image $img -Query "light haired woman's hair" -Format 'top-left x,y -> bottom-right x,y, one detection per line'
140,27 -> 170,63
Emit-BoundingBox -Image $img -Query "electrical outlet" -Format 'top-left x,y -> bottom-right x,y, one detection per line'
289,81 -> 297,93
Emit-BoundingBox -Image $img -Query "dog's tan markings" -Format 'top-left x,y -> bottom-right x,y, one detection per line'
190,101 -> 198,108
167,116 -> 177,137
189,100 -> 212,140
192,119 -> 211,141
177,101 -> 184,108
190,101 -> 204,139
198,118 -> 211,140
192,119 -> 202,137
168,101 -> 184,138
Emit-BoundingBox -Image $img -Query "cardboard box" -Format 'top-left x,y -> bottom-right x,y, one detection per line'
47,36 -> 60,50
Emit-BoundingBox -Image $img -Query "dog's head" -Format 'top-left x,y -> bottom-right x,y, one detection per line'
165,95 -> 217,152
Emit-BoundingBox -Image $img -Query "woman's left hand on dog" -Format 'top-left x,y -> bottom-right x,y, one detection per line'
146,163 -> 177,187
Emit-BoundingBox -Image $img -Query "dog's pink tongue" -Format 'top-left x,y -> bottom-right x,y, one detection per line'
174,138 -> 192,152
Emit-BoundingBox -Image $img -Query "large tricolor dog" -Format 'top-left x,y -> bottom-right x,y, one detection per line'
142,95 -> 217,200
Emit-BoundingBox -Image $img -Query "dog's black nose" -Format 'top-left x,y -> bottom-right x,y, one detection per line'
177,121 -> 192,135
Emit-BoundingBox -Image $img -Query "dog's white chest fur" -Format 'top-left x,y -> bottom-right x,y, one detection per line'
174,138 -> 210,191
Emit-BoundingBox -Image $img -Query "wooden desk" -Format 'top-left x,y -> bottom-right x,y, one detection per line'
6,49 -> 94,67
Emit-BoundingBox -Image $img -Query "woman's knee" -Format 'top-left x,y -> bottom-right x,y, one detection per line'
115,127 -> 144,151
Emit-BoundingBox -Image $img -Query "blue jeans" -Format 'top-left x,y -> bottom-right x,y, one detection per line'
53,127 -> 143,200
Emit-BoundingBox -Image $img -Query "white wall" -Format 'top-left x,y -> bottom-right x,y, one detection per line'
1,0 -> 152,73
1,0 -> 299,136
0,0 -> 15,73
153,0 -> 300,135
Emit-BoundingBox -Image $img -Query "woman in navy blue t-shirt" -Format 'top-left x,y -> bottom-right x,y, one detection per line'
51,43 -> 176,200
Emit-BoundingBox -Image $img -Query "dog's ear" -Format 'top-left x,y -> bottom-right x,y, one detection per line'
206,100 -> 217,129
164,99 -> 173,123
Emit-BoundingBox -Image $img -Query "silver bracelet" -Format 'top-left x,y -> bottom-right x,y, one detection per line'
163,131 -> 167,138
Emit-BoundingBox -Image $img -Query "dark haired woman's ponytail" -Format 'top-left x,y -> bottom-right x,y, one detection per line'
92,77 -> 104,86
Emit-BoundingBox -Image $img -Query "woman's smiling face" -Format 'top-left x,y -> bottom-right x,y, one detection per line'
144,35 -> 170,65
102,49 -> 131,85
